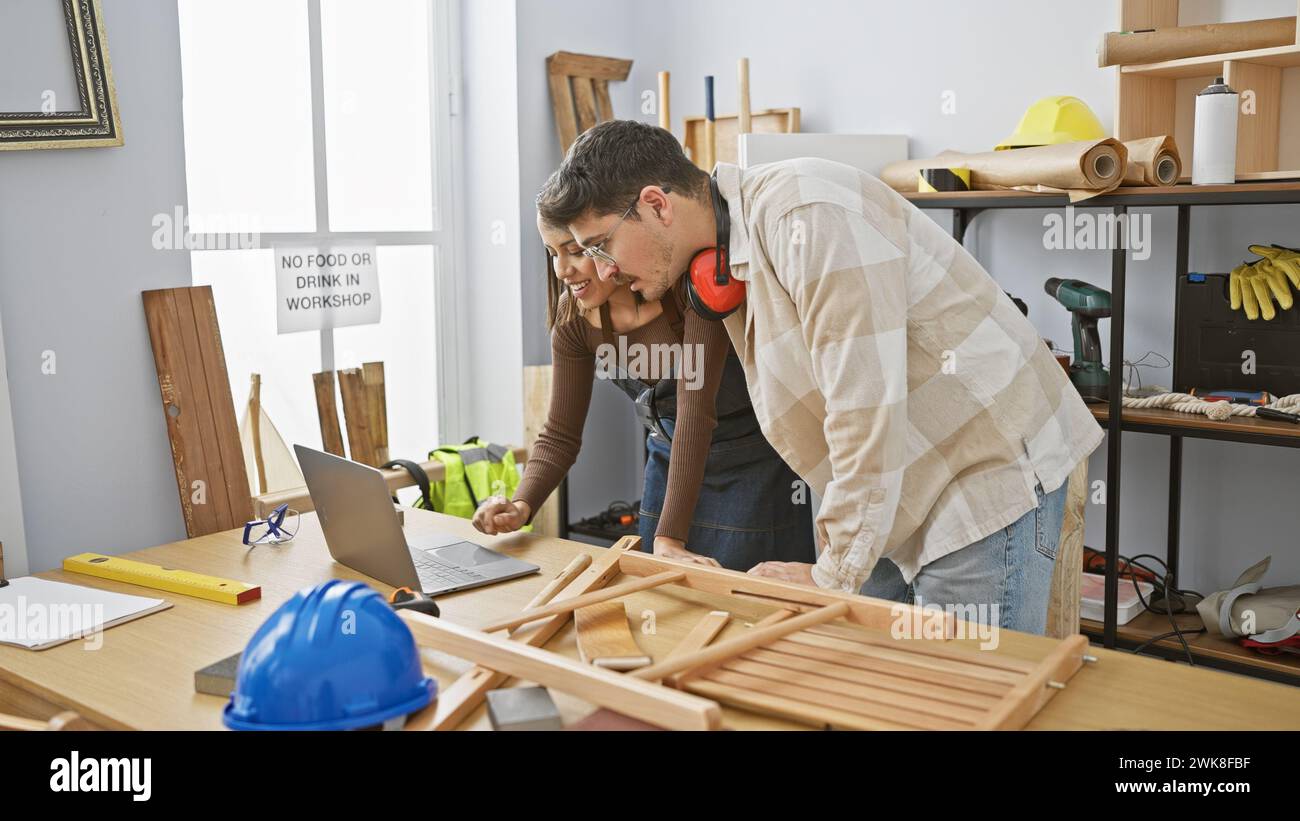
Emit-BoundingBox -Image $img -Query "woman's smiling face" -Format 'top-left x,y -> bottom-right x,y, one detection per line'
539,215 -> 618,310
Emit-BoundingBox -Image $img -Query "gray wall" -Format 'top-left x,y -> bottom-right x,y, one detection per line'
457,0 -> 524,447
0,0 -> 191,572
512,1 -> 646,519
512,0 -> 1300,590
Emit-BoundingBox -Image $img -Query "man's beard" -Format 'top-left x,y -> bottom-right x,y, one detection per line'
633,235 -> 678,302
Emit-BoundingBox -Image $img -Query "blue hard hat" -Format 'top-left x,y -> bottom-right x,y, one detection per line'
224,580 -> 437,731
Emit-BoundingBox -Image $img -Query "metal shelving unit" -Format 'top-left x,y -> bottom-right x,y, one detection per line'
907,182 -> 1300,685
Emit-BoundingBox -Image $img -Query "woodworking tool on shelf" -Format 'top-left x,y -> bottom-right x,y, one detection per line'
1045,277 -> 1112,402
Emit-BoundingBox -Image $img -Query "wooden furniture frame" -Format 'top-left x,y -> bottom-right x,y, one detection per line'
401,538 -> 1094,731
546,51 -> 632,155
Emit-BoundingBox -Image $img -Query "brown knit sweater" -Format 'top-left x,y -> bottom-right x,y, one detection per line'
514,284 -> 730,541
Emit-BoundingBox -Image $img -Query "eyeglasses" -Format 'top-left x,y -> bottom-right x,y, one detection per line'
580,198 -> 640,267
242,503 -> 299,547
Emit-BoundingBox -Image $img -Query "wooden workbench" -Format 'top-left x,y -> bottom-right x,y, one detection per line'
1,509 -> 1296,730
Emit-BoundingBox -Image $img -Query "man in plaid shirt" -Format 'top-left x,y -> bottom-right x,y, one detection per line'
538,121 -> 1102,633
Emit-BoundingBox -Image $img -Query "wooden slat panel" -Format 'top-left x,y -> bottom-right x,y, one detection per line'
143,286 -> 251,537
186,286 -> 252,528
766,638 -> 1011,697
573,77 -> 598,132
783,630 -> 1026,686
701,668 -> 965,730
170,288 -> 235,529
593,79 -> 614,122
722,657 -> 988,725
546,51 -> 632,81
312,371 -> 345,456
337,368 -> 377,466
804,622 -> 1038,673
685,678 -> 912,730
744,646 -> 1002,710
362,362 -> 388,464
547,59 -> 578,153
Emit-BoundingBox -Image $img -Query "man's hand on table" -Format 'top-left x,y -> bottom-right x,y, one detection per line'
472,496 -> 530,535
653,536 -> 720,567
748,561 -> 817,587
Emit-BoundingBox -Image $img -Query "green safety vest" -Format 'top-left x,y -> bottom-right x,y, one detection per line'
414,438 -> 528,530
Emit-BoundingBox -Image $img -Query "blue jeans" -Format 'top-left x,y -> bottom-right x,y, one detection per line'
858,483 -> 1067,636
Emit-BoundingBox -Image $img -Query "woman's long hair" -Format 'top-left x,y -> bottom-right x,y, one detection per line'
545,248 -> 583,330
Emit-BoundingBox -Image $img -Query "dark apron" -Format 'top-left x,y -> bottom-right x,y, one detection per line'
597,302 -> 815,571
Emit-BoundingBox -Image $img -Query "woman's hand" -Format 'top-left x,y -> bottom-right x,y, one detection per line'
652,536 -> 720,567
472,496 -> 530,535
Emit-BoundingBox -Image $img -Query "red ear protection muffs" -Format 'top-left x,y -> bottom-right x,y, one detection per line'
684,174 -> 745,320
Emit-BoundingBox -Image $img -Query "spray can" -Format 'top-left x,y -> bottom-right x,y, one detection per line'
1192,76 -> 1239,185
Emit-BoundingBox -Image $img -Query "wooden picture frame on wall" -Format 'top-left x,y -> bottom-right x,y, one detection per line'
0,0 -> 122,151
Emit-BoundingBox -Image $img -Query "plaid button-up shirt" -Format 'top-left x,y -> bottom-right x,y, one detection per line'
716,159 -> 1103,592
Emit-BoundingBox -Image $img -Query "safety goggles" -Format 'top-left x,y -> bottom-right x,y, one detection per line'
242,503 -> 299,547
580,197 -> 641,267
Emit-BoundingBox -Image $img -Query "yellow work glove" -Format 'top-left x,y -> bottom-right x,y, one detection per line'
1249,244 -> 1300,290
1229,258 -> 1294,320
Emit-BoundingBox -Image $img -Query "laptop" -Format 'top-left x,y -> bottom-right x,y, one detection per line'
295,445 -> 539,595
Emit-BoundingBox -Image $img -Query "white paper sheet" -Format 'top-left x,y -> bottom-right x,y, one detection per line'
0,576 -> 168,650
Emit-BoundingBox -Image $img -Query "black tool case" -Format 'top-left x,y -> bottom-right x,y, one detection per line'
1174,273 -> 1300,397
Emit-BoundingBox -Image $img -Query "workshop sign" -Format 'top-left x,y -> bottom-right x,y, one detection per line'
274,243 -> 381,333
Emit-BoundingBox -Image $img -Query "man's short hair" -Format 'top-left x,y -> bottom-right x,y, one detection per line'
537,120 -> 710,227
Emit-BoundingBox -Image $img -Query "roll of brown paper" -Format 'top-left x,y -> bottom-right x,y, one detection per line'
1122,136 -> 1181,186
1098,17 -> 1296,67
881,139 -> 1129,201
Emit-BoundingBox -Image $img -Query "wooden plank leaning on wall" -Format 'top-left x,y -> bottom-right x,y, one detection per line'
142,286 -> 252,538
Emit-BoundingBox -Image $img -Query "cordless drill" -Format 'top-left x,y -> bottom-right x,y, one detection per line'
1044,277 -> 1112,402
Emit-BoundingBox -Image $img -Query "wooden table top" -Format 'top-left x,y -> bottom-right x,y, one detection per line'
2,509 -> 1296,730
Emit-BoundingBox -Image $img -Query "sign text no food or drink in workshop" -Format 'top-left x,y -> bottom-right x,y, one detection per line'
275,243 -> 381,334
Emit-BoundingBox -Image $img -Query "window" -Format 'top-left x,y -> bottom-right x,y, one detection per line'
179,0 -> 461,470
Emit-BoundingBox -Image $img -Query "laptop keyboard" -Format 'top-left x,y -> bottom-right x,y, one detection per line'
410,549 -> 484,588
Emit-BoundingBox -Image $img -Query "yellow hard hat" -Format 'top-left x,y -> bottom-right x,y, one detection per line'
995,95 -> 1105,150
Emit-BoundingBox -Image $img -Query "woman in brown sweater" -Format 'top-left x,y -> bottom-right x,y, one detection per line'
471,216 -> 814,570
